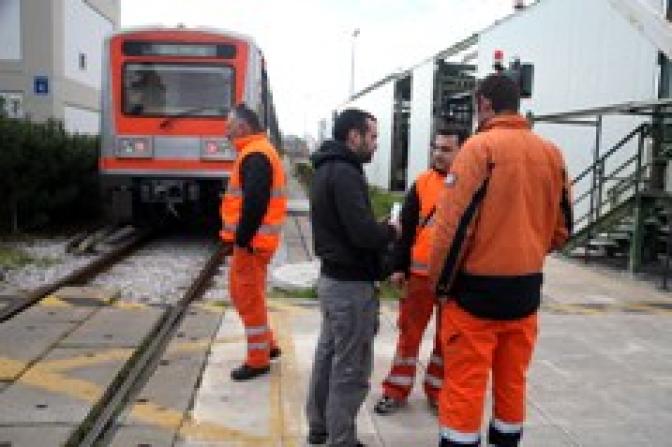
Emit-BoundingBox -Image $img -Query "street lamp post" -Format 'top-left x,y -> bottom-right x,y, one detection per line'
350,28 -> 360,99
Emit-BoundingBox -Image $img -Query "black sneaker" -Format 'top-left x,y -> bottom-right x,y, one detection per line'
270,346 -> 282,359
230,364 -> 270,381
373,395 -> 404,415
307,430 -> 327,444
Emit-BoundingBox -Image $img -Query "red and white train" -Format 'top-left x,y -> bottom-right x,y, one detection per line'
99,27 -> 280,223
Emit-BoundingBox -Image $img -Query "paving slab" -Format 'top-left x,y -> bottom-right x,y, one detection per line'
18,305 -> 96,323
58,306 -> 164,348
0,425 -> 73,447
108,425 -> 175,447
0,347 -> 130,425
0,317 -> 77,380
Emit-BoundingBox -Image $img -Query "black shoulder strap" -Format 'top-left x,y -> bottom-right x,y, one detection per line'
419,206 -> 436,228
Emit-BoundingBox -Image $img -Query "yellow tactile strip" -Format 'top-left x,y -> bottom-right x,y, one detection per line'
542,301 -> 672,315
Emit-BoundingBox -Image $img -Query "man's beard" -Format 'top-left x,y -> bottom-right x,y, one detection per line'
357,150 -> 373,164
355,144 -> 373,163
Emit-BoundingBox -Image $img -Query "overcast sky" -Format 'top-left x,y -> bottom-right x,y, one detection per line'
121,0 -> 515,137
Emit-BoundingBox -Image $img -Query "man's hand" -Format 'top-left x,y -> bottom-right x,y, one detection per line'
389,271 -> 406,289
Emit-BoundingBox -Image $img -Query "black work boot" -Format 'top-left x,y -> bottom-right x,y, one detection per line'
230,364 -> 270,381
487,421 -> 522,447
270,346 -> 282,359
439,437 -> 480,447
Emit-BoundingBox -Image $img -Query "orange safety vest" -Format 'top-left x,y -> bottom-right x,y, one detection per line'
220,133 -> 287,252
410,169 -> 446,276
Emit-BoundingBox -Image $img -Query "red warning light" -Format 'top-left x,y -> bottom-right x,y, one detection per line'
206,142 -> 218,154
494,50 -> 505,72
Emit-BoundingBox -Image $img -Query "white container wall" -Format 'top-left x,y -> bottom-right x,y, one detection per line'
347,82 -> 395,189
407,60 -> 435,190
478,0 -> 660,226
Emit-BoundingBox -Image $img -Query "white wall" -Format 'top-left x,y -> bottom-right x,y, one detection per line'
63,0 -> 113,90
347,82 -> 395,189
407,60 -> 435,190
478,0 -> 659,225
0,0 -> 21,60
64,104 -> 100,134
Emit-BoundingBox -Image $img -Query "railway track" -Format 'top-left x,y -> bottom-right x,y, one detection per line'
0,234 -> 232,447
0,227 -> 153,323
72,243 -> 230,447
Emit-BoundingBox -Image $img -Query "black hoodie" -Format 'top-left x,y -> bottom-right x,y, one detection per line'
309,140 -> 395,281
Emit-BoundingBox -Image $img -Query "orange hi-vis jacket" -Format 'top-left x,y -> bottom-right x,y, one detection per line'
429,114 -> 572,320
220,133 -> 287,252
410,169 -> 446,276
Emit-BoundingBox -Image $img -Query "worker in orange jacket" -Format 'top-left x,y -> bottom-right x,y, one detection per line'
429,74 -> 572,447
374,124 -> 469,415
220,103 -> 287,381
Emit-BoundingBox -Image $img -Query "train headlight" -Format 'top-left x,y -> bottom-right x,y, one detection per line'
116,137 -> 153,158
201,139 -> 235,161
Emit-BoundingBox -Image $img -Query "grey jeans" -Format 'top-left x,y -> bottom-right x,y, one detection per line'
306,275 -> 379,447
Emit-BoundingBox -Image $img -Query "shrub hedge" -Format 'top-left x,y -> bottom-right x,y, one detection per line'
0,114 -> 100,233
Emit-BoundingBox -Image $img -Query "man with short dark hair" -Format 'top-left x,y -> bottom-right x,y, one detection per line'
306,108 -> 400,446
429,74 -> 572,447
374,123 -> 469,416
220,103 -> 286,381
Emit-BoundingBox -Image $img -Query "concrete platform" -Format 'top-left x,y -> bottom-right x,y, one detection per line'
170,254 -> 672,447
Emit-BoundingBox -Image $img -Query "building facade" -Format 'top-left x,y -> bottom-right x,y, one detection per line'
0,0 -> 119,133
325,0 -> 671,197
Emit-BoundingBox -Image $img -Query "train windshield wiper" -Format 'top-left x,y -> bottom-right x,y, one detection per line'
159,106 -> 228,128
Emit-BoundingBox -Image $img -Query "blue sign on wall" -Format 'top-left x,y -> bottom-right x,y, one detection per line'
34,76 -> 49,96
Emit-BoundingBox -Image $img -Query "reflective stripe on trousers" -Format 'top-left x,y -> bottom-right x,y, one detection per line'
222,222 -> 283,235
440,427 -> 480,445
245,325 -> 271,337
386,375 -> 414,387
226,186 -> 287,198
424,374 -> 443,389
392,356 -> 417,366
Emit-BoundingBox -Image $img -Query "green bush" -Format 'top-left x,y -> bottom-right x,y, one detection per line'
369,186 -> 403,220
0,116 -> 100,233
293,160 -> 314,190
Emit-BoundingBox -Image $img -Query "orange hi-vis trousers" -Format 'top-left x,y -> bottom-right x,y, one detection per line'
229,246 -> 278,368
382,274 -> 443,401
438,301 -> 537,447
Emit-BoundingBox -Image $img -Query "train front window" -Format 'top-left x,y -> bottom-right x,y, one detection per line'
123,63 -> 233,117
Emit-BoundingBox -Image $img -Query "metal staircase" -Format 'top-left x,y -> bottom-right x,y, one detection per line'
531,100 -> 672,286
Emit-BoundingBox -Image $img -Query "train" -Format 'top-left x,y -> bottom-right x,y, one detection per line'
99,27 -> 281,224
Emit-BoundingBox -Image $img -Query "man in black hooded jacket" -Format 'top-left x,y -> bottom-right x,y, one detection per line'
305,108 -> 400,447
